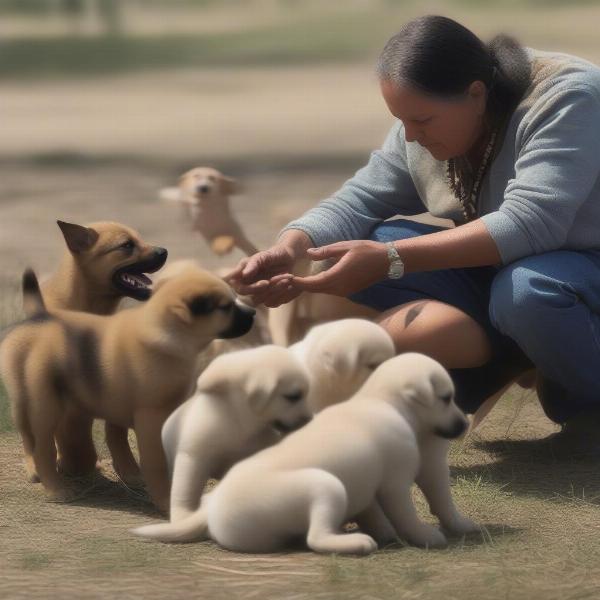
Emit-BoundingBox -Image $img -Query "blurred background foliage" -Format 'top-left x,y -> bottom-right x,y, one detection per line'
1,0 -> 600,79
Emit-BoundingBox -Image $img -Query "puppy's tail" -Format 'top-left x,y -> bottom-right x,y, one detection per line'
130,507 -> 209,544
22,269 -> 46,318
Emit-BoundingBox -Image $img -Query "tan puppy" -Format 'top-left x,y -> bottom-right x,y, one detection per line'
289,319 -> 395,413
0,266 -> 255,511
34,220 -> 168,483
173,353 -> 474,554
130,346 -> 312,541
160,167 -> 258,257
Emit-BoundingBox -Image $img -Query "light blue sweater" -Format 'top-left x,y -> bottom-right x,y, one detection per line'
280,49 -> 600,265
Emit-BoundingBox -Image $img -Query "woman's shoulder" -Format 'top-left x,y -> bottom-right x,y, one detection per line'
510,48 -> 600,136
521,47 -> 600,106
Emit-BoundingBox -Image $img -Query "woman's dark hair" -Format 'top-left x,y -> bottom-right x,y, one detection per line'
377,15 -> 531,125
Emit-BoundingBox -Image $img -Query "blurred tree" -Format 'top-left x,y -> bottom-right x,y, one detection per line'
97,0 -> 122,35
59,0 -> 123,35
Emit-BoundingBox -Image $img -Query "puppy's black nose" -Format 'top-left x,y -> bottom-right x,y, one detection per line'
197,185 -> 211,194
151,247 -> 168,270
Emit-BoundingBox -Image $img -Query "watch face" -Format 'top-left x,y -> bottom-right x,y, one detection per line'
389,261 -> 404,278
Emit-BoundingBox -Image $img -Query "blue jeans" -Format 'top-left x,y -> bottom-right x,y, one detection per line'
349,219 -> 600,423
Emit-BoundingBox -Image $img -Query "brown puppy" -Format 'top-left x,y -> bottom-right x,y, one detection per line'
0,266 -> 255,511
33,220 -> 168,484
43,220 -> 168,314
160,167 -> 258,257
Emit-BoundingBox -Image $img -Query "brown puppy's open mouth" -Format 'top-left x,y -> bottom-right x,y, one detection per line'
112,248 -> 168,301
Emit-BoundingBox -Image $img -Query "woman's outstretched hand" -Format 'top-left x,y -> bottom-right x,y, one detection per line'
226,235 -> 390,306
289,240 -> 390,297
226,229 -> 316,307
226,244 -> 301,307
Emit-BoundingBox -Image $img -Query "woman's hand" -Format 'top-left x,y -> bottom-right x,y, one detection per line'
226,229 -> 313,307
290,240 -> 390,297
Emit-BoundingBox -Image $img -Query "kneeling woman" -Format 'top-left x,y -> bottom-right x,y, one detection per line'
230,16 -> 600,435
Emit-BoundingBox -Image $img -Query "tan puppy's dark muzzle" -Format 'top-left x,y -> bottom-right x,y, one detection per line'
219,302 -> 255,339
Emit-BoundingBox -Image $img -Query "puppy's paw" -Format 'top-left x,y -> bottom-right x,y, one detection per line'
46,486 -> 77,504
349,533 -> 378,555
25,461 -> 40,483
408,524 -> 447,549
308,531 -> 378,555
443,514 -> 480,536
211,236 -> 235,256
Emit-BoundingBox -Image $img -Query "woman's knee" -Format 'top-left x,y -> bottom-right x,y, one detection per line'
488,254 -> 579,336
377,300 -> 493,369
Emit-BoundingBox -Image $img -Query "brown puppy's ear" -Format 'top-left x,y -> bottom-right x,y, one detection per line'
221,176 -> 240,195
57,221 -> 99,254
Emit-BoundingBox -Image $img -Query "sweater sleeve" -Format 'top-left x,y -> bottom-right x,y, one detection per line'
278,121 -> 425,247
481,84 -> 600,265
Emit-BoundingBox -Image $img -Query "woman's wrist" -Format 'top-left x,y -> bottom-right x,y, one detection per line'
276,229 -> 314,259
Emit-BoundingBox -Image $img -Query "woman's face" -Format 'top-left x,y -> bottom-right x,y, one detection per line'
380,78 -> 487,161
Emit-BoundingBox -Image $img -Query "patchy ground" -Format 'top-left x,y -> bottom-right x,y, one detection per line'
2,162 -> 600,600
3,376 -> 600,600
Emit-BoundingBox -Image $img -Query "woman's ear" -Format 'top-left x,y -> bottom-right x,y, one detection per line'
467,80 -> 487,115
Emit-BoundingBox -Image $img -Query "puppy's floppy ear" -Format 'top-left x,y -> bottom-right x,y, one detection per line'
178,168 -> 198,182
244,372 -> 275,415
158,187 -> 182,203
168,294 -> 218,325
221,176 -> 240,195
321,346 -> 359,375
188,294 -> 218,317
401,385 -> 429,408
57,220 -> 99,254
195,360 -> 230,396
248,389 -> 271,416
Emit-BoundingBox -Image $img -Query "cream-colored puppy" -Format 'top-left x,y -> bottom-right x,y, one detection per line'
203,353 -> 475,554
160,167 -> 258,257
289,319 -> 395,413
130,353 -> 476,552
130,345 -> 311,541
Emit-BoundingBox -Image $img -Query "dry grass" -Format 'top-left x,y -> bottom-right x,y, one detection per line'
2,163 -> 600,600
2,385 -> 600,600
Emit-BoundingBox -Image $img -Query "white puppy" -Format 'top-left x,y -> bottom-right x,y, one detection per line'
289,319 -> 395,413
202,353 -> 476,554
131,345 -> 311,541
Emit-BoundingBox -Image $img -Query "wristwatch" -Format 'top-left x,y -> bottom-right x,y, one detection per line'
385,242 -> 405,279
